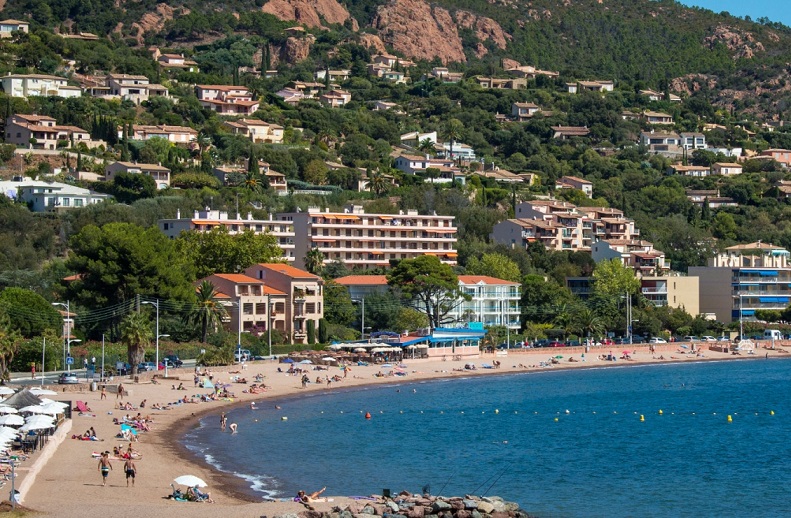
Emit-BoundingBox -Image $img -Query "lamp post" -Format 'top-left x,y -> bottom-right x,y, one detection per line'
51,301 -> 71,371
739,292 -> 744,341
142,300 -> 168,370
41,337 -> 45,387
353,298 -> 365,340
267,293 -> 273,359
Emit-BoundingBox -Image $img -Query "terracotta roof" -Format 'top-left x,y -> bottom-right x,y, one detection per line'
257,263 -> 320,279
210,273 -> 264,284
334,275 -> 388,286
458,275 -> 518,285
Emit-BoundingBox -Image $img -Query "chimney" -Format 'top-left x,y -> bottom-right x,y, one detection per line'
176,208 -> 181,219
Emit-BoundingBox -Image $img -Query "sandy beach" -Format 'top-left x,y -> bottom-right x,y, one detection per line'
15,343 -> 787,517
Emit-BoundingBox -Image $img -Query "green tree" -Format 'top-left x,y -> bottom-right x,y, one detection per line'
367,168 -> 390,196
318,318 -> 328,343
393,307 -> 429,333
66,223 -> 195,309
303,159 -> 328,185
307,319 -> 316,344
177,227 -> 282,278
110,172 -> 157,204
417,138 -> 435,156
303,247 -> 325,276
323,281 -> 356,326
0,288 -> 62,338
0,307 -> 21,382
387,255 -> 464,329
591,259 -> 640,298
443,118 -> 464,164
465,253 -> 521,282
185,280 -> 229,343
120,311 -> 152,376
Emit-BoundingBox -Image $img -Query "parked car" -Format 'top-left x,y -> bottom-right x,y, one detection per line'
683,336 -> 700,342
58,372 -> 80,384
138,362 -> 156,372
566,340 -> 580,347
234,349 -> 251,362
717,336 -> 730,342
548,341 -> 566,347
701,336 -> 717,342
164,355 -> 183,368
534,339 -> 550,348
649,337 -> 667,344
600,338 -> 614,346
496,343 -> 510,350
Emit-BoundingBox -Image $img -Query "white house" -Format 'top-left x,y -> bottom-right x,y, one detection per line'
712,162 -> 743,176
1,74 -> 80,98
0,19 -> 29,38
105,161 -> 171,189
222,119 -> 284,144
5,114 -> 93,150
17,181 -> 112,211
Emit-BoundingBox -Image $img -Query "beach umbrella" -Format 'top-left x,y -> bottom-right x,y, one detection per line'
0,406 -> 18,414
329,344 -> 345,350
353,348 -> 367,353
0,426 -> 18,437
38,398 -> 68,408
281,358 -> 295,364
20,421 -> 52,432
29,388 -> 57,396
555,355 -> 563,359
0,388 -> 15,396
174,475 -> 207,488
0,415 -> 23,426
321,357 -> 335,362
20,405 -> 59,415
299,360 -> 313,364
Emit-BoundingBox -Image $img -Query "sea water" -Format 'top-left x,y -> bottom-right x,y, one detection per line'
184,359 -> 791,517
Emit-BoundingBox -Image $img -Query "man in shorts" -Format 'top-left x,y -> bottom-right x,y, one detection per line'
98,452 -> 112,486
124,457 -> 137,487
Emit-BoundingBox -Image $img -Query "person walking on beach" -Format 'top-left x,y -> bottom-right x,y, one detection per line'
100,385 -> 107,400
98,452 -> 112,486
117,383 -> 124,399
30,363 -> 35,380
124,458 -> 137,487
220,412 -> 227,431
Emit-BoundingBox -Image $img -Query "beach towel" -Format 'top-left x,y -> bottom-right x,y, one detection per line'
202,378 -> 214,389
75,401 -> 91,413
120,424 -> 138,435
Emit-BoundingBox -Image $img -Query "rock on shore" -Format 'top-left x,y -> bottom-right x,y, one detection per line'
272,492 -> 535,518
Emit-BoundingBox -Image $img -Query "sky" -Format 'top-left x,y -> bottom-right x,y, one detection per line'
678,0 -> 791,28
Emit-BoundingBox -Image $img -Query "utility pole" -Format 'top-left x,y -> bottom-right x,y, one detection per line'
268,293 -> 273,359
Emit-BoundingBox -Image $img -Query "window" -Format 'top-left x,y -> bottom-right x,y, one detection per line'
62,198 -> 70,206
243,303 -> 253,315
75,199 -> 83,207
255,303 -> 266,314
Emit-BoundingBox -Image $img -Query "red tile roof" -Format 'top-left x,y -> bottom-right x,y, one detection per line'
458,275 -> 519,285
334,275 -> 388,286
257,263 -> 320,279
211,273 -> 263,284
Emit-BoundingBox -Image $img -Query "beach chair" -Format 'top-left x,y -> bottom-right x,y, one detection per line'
169,484 -> 188,502
75,401 -> 91,413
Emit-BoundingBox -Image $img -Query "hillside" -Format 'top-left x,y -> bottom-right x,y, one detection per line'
5,0 -> 791,116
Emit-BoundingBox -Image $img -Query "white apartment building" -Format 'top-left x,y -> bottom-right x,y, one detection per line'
195,85 -> 259,115
689,242 -> 791,323
106,74 -> 169,104
2,74 -> 81,98
17,181 -> 112,212
159,209 -> 295,261
334,274 -> 521,331
281,204 -> 458,270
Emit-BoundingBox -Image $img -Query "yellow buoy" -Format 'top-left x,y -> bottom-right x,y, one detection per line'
640,415 -> 645,422
771,410 -> 775,415
727,415 -> 733,423
658,409 -> 663,415
281,416 -> 288,421
554,417 -> 559,422
495,409 -> 499,414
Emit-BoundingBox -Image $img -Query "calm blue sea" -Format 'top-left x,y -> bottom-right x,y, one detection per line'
184,359 -> 791,517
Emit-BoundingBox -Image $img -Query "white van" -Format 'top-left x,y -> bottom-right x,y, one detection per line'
764,330 -> 782,340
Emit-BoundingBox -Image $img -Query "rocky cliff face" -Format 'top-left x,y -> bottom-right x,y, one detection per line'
271,35 -> 315,66
261,0 -> 352,28
372,0 -> 509,63
704,24 -> 765,59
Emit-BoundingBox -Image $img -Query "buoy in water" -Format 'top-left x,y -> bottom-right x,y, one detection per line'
771,410 -> 775,415
640,415 -> 645,422
495,409 -> 499,414
727,415 -> 733,423
658,409 -> 663,415
365,412 -> 371,419
554,417 -> 559,422
281,416 -> 288,421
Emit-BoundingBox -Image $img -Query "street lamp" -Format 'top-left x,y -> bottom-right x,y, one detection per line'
353,298 -> 365,340
142,300 -> 165,369
52,301 -> 72,371
225,298 -> 243,363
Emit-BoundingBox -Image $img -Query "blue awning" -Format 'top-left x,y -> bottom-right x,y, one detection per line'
742,310 -> 755,316
759,297 -> 789,303
760,271 -> 779,276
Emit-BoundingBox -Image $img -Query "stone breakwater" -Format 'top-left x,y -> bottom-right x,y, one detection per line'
272,493 -> 534,518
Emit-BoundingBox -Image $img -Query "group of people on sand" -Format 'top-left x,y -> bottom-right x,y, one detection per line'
73,427 -> 100,441
97,451 -> 137,487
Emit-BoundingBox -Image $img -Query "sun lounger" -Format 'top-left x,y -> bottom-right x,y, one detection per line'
75,401 -> 91,413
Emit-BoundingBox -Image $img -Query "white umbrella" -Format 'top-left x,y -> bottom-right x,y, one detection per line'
25,414 -> 54,425
0,406 -> 18,414
20,421 -> 53,432
29,388 -> 57,396
353,348 -> 367,353
39,398 -> 68,408
299,360 -> 313,364
20,405 -> 57,415
321,357 -> 335,361
39,403 -> 65,415
0,388 -> 15,396
0,415 -> 24,426
0,426 -> 18,436
174,475 -> 207,488
329,344 -> 345,350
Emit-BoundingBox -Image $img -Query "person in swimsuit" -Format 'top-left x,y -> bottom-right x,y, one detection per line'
98,452 -> 112,486
124,458 -> 137,487
220,412 -> 227,431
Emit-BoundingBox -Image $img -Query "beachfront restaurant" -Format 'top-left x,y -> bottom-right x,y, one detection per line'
330,326 -> 486,360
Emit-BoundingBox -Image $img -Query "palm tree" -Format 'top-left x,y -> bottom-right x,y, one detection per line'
304,247 -> 325,276
574,308 -> 604,345
186,281 -> 229,343
443,118 -> 464,164
417,138 -> 435,157
368,168 -> 389,196
120,311 -> 152,376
